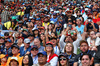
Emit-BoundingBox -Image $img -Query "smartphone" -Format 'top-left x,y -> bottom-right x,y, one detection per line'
68,24 -> 72,29
64,24 -> 67,29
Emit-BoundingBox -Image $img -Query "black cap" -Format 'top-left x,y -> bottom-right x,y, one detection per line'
28,33 -> 33,37
58,53 -> 68,59
4,32 -> 9,36
11,44 -> 19,49
31,45 -> 38,50
50,36 -> 57,40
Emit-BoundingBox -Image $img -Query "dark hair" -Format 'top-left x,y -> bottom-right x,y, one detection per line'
58,55 -> 69,66
22,54 -> 33,66
80,53 -> 92,60
80,40 -> 88,46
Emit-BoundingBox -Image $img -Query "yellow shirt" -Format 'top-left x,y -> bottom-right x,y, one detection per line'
7,53 -> 23,66
16,11 -> 24,16
42,22 -> 50,27
4,21 -> 16,30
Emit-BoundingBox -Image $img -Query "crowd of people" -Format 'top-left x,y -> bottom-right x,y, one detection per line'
0,0 -> 100,66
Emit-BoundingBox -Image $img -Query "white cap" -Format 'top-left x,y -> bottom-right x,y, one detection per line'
29,17 -> 33,19
24,38 -> 30,43
10,57 -> 18,62
50,21 -> 55,24
32,27 -> 38,31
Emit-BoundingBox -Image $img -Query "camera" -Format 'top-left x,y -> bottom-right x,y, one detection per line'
88,19 -> 92,22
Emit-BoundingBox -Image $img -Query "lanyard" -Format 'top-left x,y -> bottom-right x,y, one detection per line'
54,46 -> 57,54
69,54 -> 72,59
81,50 -> 90,55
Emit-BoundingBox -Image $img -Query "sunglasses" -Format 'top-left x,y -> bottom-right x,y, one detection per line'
31,49 -> 38,51
59,58 -> 67,61
46,45 -> 52,47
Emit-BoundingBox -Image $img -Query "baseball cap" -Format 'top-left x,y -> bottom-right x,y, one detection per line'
18,21 -> 23,24
37,51 -> 47,56
0,54 -> 7,59
18,36 -> 24,40
24,38 -> 30,44
11,44 -> 19,49
6,39 -> 12,43
32,28 -> 38,31
23,29 -> 28,32
58,53 -> 68,59
31,45 -> 38,50
10,57 -> 18,62
46,41 -> 53,45
28,33 -> 33,37
4,32 -> 9,36
50,21 -> 55,24
50,36 -> 57,40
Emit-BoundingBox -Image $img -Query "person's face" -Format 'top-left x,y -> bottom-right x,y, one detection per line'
5,42 -> 11,48
4,35 -> 9,39
59,56 -> 67,66
65,36 -> 72,42
15,33 -> 19,38
12,47 -> 19,55
1,57 -> 7,62
90,31 -> 95,39
80,43 -> 89,53
40,34 -> 45,40
23,31 -> 28,35
23,55 -> 29,65
38,54 -> 47,64
34,30 -> 38,34
24,43 -> 30,48
12,22 -> 15,25
76,19 -> 81,25
81,55 -> 91,66
65,43 -> 73,53
31,48 -> 38,56
34,39 -> 40,47
51,39 -> 57,45
46,44 -> 53,52
28,36 -> 34,41
51,33 -> 55,37
49,24 -> 52,30
10,60 -> 18,66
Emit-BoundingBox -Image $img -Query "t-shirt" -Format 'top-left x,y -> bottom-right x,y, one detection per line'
86,23 -> 99,32
76,25 -> 84,34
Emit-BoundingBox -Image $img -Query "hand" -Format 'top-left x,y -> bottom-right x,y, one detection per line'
62,30 -> 66,35
55,24 -> 58,28
26,51 -> 30,55
91,21 -> 94,25
45,24 -> 48,30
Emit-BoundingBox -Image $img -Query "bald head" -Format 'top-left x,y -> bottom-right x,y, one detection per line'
34,38 -> 40,48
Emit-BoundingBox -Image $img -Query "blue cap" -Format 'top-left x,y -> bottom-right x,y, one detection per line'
6,39 -> 12,43
37,51 -> 47,56
36,18 -> 40,20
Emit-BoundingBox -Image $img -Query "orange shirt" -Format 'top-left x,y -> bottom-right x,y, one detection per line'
1,62 -> 7,66
7,53 -> 23,66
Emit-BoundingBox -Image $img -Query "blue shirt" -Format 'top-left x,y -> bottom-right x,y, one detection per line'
50,18 -> 58,23
38,46 -> 44,52
20,46 -> 31,56
76,25 -> 84,34
3,47 -> 12,58
31,54 -> 38,64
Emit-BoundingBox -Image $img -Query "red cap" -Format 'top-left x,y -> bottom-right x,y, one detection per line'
46,41 -> 53,45
18,36 -> 24,40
